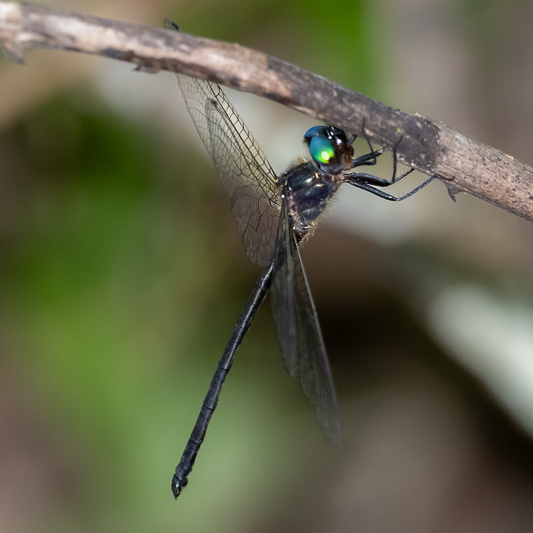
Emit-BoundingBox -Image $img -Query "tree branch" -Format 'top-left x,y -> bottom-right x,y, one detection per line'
1,1 -> 532,221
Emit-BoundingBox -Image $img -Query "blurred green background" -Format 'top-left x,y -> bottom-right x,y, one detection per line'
3,0 -> 533,532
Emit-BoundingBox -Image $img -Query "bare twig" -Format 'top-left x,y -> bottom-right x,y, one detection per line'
1,1 -> 532,221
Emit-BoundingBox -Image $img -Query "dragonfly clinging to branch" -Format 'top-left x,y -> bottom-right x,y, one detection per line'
164,19 -> 435,499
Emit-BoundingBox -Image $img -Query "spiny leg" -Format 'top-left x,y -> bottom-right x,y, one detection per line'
346,175 -> 436,201
343,135 -> 435,201
346,118 -> 385,170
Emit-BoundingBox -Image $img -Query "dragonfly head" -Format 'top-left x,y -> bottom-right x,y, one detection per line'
304,126 -> 354,175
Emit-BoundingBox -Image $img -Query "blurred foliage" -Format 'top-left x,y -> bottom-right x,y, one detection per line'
2,1 -> 533,532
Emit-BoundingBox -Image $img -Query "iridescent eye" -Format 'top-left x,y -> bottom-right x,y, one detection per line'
304,125 -> 349,174
304,126 -> 327,141
309,136 -> 335,165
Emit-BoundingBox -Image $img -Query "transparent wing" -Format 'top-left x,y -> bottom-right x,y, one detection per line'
167,23 -> 281,266
270,199 -> 341,445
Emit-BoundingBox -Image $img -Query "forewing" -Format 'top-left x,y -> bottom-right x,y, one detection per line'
270,200 -> 341,445
270,199 -> 297,372
172,55 -> 281,266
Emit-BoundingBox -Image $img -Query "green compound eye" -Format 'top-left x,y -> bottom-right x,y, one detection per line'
309,136 -> 335,165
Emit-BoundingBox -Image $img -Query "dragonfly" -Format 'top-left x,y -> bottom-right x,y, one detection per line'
165,19 -> 434,499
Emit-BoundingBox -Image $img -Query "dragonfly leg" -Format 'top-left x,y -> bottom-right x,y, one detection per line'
346,175 -> 436,201
343,132 -> 435,200
347,148 -> 385,169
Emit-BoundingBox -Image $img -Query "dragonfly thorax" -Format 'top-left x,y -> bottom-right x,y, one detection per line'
282,160 -> 338,235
